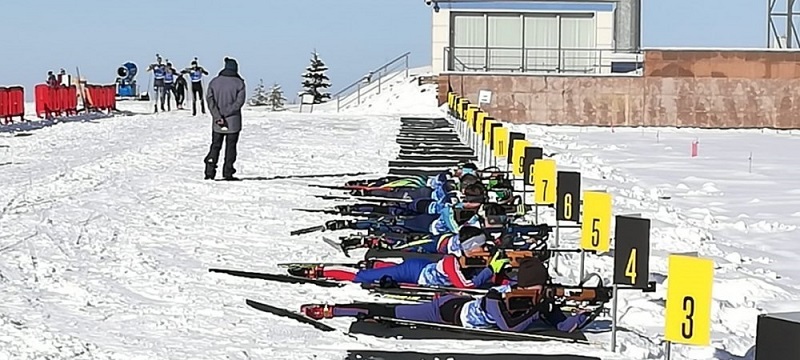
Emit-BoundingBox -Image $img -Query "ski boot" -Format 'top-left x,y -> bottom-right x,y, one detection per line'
337,234 -> 368,251
325,219 -> 355,231
345,180 -> 367,187
287,265 -> 325,279
300,304 -> 334,320
334,205 -> 355,215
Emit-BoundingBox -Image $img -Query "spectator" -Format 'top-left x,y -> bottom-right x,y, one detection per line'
174,72 -> 187,110
47,71 -> 59,87
204,57 -> 246,181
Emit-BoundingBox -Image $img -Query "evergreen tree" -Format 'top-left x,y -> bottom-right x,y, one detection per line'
299,50 -> 331,104
248,79 -> 269,106
267,83 -> 287,111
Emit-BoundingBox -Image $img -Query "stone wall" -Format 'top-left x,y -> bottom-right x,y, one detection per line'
438,50 -> 800,129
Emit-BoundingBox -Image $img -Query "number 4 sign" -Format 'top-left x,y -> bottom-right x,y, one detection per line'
665,254 -> 714,346
613,216 -> 651,289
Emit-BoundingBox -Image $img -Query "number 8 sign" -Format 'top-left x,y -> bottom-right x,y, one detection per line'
665,254 -> 713,346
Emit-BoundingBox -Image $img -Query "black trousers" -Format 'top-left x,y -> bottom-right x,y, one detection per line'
204,131 -> 239,178
192,82 -> 205,115
174,86 -> 186,107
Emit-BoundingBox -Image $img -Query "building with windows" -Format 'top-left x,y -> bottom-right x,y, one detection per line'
432,2 -> 641,74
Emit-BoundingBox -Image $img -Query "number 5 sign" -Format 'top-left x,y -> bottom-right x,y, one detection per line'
665,254 -> 713,346
580,191 -> 612,253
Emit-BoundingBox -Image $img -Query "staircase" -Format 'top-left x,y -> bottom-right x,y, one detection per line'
332,52 -> 411,112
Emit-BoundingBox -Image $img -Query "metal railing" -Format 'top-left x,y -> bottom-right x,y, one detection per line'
443,46 -> 643,75
334,52 -> 411,112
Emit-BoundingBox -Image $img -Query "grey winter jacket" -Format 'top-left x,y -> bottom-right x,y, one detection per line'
207,71 -> 246,134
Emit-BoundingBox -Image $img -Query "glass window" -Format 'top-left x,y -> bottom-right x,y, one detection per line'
560,15 -> 597,72
488,15 -> 522,71
523,15 -> 559,72
453,15 -> 487,70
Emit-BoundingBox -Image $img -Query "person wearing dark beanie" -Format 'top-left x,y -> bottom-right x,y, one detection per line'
516,257 -> 549,288
204,56 -> 246,180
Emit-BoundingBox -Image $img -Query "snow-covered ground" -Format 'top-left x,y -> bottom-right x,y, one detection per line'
1,69 -> 796,359
499,125 -> 800,359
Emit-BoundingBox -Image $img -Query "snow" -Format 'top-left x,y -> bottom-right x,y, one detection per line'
504,124 -> 800,359
0,67 -> 796,360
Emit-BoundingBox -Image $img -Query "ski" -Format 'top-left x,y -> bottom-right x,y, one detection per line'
277,261 -> 363,269
308,184 -> 401,192
313,194 -> 413,203
364,316 -> 593,344
208,268 -> 344,288
245,299 -> 336,332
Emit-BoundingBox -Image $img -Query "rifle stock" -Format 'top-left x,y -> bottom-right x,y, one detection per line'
504,285 -> 613,311
459,250 -> 546,268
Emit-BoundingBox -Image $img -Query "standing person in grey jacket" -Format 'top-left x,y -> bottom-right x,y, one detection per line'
204,57 -> 246,180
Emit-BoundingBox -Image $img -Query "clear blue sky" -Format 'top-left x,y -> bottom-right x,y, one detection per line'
0,0 -> 769,100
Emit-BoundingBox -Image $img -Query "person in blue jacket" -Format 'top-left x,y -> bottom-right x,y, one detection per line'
146,54 -> 167,113
335,182 -> 486,218
324,202 -> 481,236
162,62 -> 179,111
300,257 -> 592,334
371,225 -> 487,255
182,58 -> 209,116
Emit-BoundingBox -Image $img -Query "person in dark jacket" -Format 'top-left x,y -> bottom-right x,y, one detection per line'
174,73 -> 187,109
299,258 -> 591,334
204,57 -> 246,180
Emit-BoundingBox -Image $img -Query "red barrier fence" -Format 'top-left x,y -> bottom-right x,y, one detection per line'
85,85 -> 116,112
0,86 -> 25,124
35,84 -> 78,119
34,83 -> 115,119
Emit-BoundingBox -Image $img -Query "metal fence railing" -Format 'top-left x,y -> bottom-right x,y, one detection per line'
333,52 -> 411,112
443,46 -> 643,75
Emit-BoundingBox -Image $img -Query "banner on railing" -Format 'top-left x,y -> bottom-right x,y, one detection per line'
0,86 -> 25,124
35,83 -> 115,119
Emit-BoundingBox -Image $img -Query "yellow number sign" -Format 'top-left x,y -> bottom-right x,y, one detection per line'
456,98 -> 464,118
476,112 -> 486,136
665,255 -> 713,346
483,119 -> 495,145
493,127 -> 509,158
448,93 -> 454,110
533,159 -> 556,205
511,140 -> 530,176
466,106 -> 479,130
580,191 -> 612,253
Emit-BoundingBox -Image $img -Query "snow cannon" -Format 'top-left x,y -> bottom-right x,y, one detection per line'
115,62 -> 140,100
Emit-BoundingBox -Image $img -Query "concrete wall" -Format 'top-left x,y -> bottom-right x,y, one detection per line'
438,49 -> 800,129
432,9 -> 450,75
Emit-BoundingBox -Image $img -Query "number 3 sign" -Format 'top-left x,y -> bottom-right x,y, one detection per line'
664,254 -> 713,346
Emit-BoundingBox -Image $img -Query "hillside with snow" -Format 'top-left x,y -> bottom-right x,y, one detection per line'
1,69 -> 796,359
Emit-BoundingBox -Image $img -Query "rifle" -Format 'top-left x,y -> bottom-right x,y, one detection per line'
503,284 -> 613,311
459,250 -> 548,268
